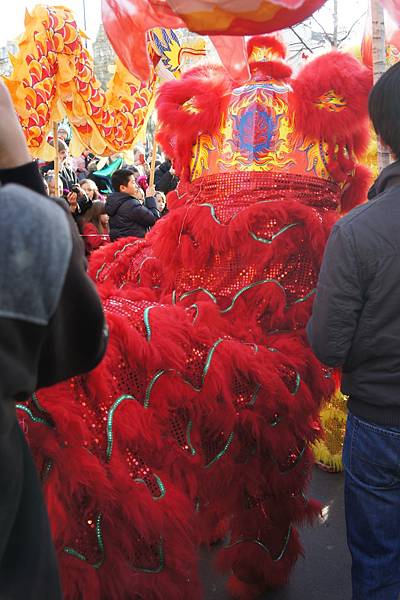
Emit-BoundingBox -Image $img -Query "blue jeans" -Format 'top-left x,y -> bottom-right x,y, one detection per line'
343,412 -> 400,600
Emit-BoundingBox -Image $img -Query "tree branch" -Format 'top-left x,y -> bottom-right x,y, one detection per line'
311,14 -> 333,45
289,26 -> 315,54
338,12 -> 367,44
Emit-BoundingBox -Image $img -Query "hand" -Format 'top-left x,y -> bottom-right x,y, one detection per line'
0,79 -> 31,169
67,191 -> 78,213
146,184 -> 155,197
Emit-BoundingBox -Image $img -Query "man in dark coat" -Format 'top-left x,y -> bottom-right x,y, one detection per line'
307,62 -> 400,600
154,158 -> 179,194
0,80 -> 107,599
106,168 -> 160,241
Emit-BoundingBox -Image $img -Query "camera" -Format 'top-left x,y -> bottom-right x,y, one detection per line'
71,184 -> 82,196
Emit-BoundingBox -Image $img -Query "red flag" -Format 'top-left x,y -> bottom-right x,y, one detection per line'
102,0 -> 327,80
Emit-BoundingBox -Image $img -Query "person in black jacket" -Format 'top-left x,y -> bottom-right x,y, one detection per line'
307,62 -> 400,600
154,158 -> 179,194
0,79 -> 108,600
106,168 -> 160,241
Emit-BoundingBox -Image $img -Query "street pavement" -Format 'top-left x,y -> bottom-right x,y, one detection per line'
200,468 -> 351,600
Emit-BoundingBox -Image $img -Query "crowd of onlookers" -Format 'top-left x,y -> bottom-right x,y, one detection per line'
39,126 -> 178,255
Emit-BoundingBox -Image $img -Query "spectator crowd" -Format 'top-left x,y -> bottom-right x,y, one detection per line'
39,128 -> 178,256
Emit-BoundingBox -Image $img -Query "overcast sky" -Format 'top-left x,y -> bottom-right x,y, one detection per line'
0,0 -> 373,49
0,0 -> 102,46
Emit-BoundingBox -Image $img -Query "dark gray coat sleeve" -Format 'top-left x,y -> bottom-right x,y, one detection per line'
306,224 -> 364,367
132,196 -> 160,226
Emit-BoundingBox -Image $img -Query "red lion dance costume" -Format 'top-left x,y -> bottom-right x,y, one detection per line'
18,37 -> 371,600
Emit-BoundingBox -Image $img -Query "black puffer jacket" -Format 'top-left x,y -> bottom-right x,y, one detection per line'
307,160 -> 400,427
106,192 -> 160,241
154,160 -> 179,194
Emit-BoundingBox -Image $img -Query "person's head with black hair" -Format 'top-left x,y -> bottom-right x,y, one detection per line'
111,168 -> 140,195
369,62 -> 400,160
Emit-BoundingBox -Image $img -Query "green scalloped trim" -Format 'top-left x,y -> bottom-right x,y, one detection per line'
64,514 -> 104,569
189,303 -> 199,322
144,370 -> 168,409
223,525 -> 292,561
106,395 -> 136,461
16,404 -> 52,428
293,288 -> 316,304
221,279 -> 285,314
134,474 -> 166,501
176,280 -> 315,313
114,242 -> 137,259
186,420 -> 196,456
248,383 -> 261,407
198,202 -> 222,224
280,444 -> 306,473
180,287 -> 218,303
144,368 -> 202,409
204,431 -> 235,469
31,392 -> 46,413
132,538 -> 164,574
267,348 -> 301,395
95,262 -> 107,281
292,372 -> 301,395
249,222 -> 301,244
143,306 -> 156,341
202,338 -> 224,384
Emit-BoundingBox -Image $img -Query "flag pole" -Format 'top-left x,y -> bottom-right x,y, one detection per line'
52,121 -> 61,196
149,137 -> 158,188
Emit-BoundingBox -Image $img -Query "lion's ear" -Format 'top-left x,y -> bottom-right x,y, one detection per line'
156,65 -> 232,180
291,51 -> 372,157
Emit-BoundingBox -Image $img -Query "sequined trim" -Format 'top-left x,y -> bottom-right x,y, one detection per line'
144,339 -> 228,408
114,242 -> 137,259
186,420 -> 196,456
143,306 -> 157,341
132,538 -> 164,573
292,372 -> 301,395
292,288 -> 316,304
106,394 -> 136,461
31,392 -> 45,412
223,525 -> 292,561
134,474 -> 166,501
279,444 -> 307,473
64,514 -> 105,569
95,262 -> 107,281
267,347 -> 301,395
16,404 -> 52,428
176,279 -> 314,312
249,222 -> 301,244
248,383 -> 261,407
188,303 -> 199,323
199,202 -> 223,224
180,287 -> 218,303
204,431 -> 235,469
202,338 -> 224,384
144,370 -> 169,409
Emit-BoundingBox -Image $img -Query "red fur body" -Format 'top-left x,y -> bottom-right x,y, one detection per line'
18,41 -> 372,600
